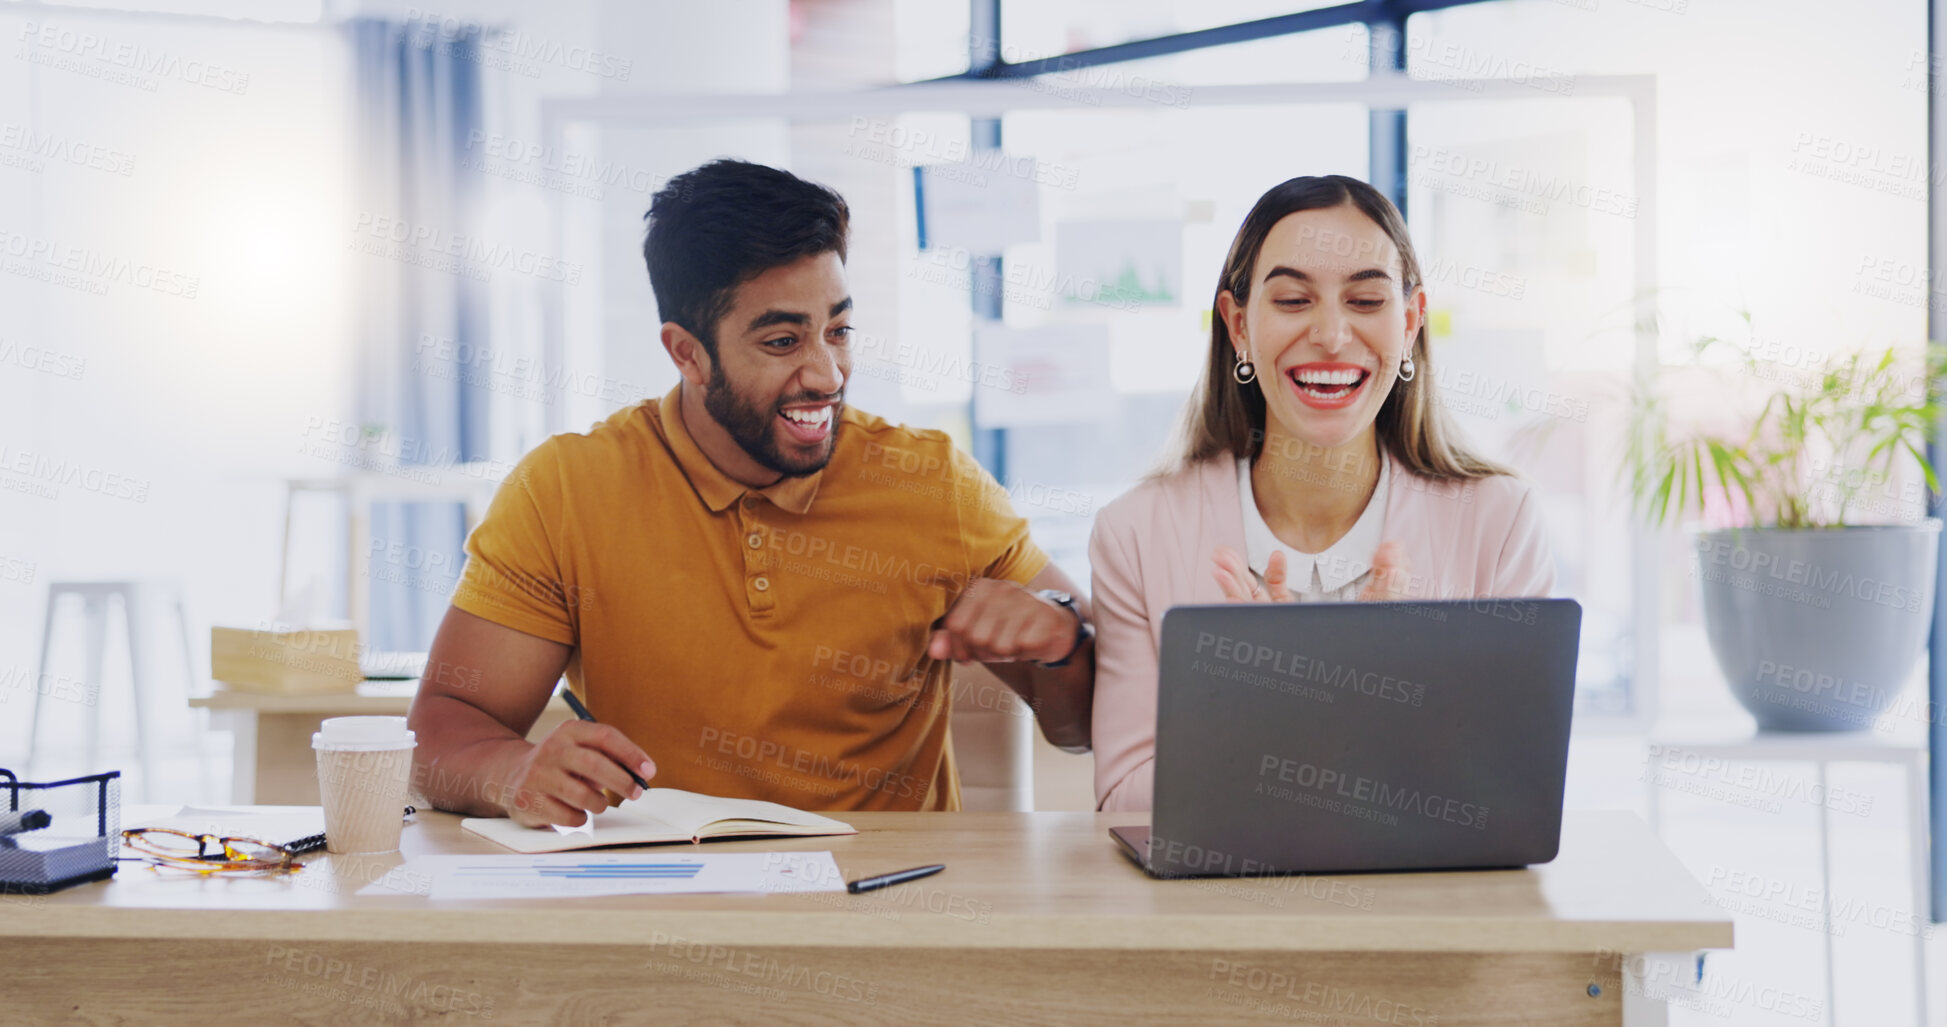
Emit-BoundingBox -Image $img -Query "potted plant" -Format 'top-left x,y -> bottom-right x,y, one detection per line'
1628,330 -> 1944,731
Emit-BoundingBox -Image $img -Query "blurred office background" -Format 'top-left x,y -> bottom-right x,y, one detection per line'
0,0 -> 1937,1021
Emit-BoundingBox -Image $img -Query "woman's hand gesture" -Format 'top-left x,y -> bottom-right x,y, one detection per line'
1357,542 -> 1411,601
1211,541 -> 1412,603
1211,546 -> 1292,603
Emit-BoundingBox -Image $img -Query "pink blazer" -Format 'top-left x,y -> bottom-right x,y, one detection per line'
1088,454 -> 1556,812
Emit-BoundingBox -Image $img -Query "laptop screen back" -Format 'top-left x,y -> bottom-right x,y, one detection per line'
1146,599 -> 1581,877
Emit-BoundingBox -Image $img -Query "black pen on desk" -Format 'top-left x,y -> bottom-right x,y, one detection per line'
848,864 -> 945,895
558,688 -> 652,791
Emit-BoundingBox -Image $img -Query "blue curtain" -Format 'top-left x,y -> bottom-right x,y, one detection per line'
348,19 -> 491,652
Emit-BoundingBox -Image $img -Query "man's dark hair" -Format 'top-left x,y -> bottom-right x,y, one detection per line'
642,159 -> 850,358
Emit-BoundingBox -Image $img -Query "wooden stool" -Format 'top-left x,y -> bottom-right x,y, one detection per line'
28,580 -> 199,801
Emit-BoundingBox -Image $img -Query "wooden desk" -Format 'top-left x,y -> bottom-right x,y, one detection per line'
189,682 -> 574,805
6,809 -> 1729,1025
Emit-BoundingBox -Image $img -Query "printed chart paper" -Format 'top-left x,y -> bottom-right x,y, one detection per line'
358,851 -> 846,900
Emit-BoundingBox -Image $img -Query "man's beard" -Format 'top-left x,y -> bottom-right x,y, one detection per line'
702,363 -> 842,478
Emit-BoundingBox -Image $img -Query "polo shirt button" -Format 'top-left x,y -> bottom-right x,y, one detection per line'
753,576 -> 771,592
742,495 -> 758,508
747,533 -> 762,549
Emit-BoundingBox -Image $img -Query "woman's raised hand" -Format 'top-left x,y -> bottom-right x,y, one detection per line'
1213,542 -> 1409,603
1211,546 -> 1293,603
1357,541 -> 1411,602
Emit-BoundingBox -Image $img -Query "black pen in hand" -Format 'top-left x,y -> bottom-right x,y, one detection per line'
558,688 -> 651,791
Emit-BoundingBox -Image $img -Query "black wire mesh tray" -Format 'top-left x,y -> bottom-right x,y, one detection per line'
0,768 -> 120,895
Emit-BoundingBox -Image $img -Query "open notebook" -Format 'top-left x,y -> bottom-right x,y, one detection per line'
460,788 -> 856,854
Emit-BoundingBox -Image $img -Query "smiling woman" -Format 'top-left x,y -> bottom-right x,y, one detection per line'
1186,174 -> 1508,486
1087,175 -> 1557,813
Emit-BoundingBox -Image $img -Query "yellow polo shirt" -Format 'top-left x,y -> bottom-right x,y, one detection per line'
451,386 -> 1048,811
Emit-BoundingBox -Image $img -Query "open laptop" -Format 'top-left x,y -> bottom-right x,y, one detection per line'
1113,598 -> 1581,877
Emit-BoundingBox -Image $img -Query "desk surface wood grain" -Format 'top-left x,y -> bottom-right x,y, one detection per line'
7,808 -> 1730,955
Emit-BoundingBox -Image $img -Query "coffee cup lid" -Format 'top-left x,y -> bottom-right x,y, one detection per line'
313,715 -> 416,751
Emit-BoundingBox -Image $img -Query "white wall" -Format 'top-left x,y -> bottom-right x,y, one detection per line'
0,0 -> 801,785
0,9 -> 356,774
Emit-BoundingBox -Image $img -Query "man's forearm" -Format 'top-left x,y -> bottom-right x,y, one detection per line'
983,641 -> 1095,751
408,693 -> 536,817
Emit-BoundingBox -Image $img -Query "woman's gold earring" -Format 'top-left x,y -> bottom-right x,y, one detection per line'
1232,351 -> 1257,385
1397,356 -> 1416,383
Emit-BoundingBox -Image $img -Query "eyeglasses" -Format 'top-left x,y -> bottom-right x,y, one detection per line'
119,828 -> 303,874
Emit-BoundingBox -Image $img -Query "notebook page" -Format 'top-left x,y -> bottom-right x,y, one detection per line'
462,804 -> 687,853
460,789 -> 853,853
624,788 -> 853,836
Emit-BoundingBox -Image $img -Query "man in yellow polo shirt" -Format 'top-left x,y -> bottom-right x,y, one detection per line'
407,159 -> 1094,825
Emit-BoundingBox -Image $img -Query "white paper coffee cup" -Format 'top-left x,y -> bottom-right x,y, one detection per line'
313,716 -> 416,854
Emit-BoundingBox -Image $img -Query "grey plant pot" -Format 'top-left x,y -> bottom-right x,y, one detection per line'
1694,521 -> 1941,731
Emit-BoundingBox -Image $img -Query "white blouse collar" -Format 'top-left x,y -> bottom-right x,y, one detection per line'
1237,455 -> 1389,594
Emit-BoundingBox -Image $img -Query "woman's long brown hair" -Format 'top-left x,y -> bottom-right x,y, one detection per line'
1168,175 -> 1510,481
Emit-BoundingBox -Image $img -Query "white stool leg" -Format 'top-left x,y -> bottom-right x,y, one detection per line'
278,483 -> 296,611
175,593 -> 197,692
349,490 -> 371,644
121,589 -> 156,803
26,590 -> 63,774
175,593 -> 212,801
1904,756 -> 1930,1027
1644,750 -> 1662,834
1815,762 -> 1837,1026
82,594 -> 108,775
